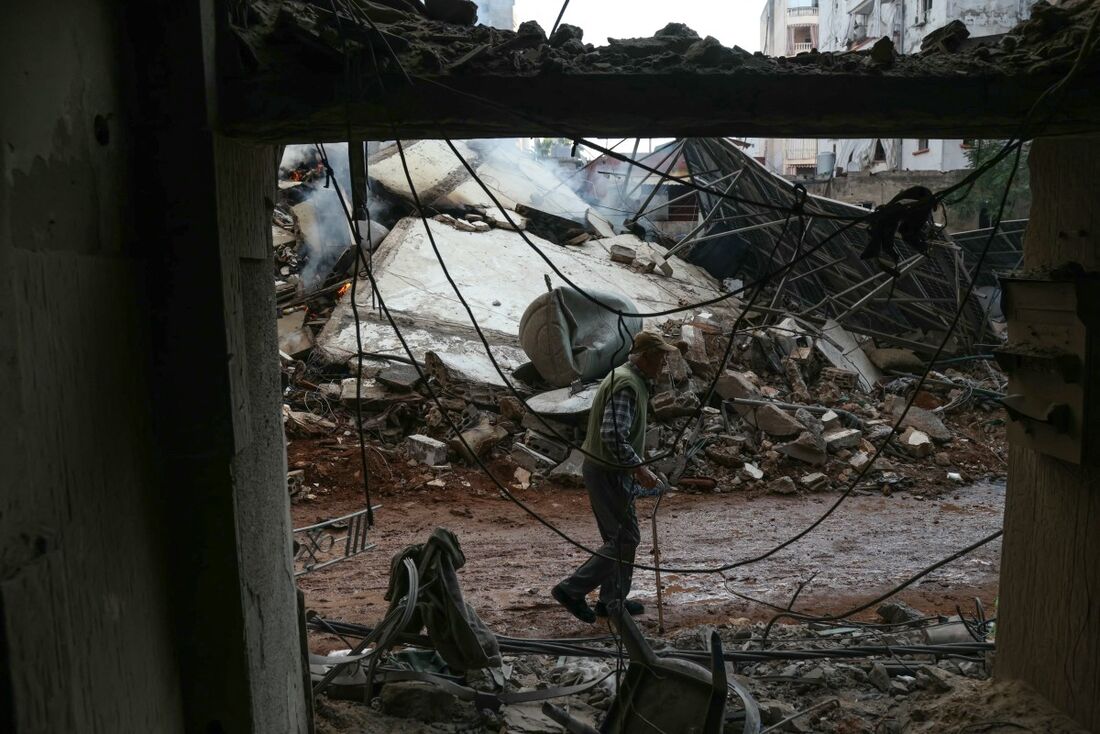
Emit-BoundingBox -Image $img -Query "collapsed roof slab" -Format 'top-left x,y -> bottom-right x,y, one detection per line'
223,0 -> 1100,142
316,216 -> 736,363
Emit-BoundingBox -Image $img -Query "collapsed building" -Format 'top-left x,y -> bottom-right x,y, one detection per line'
4,0 -> 1100,732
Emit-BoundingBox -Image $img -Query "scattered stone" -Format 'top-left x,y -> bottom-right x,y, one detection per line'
742,462 -> 764,480
824,428 -> 862,452
406,434 -> 449,466
870,662 -> 891,693
549,449 -> 585,486
339,377 -> 390,409
820,367 -> 860,391
877,601 -> 923,625
645,426 -> 661,453
377,363 -> 422,391
801,472 -> 829,492
884,395 -> 952,442
513,467 -> 531,489
899,426 -> 933,457
283,407 -> 336,436
287,469 -> 306,496
511,442 -> 555,472
484,208 -> 526,231
820,410 -> 841,432
770,476 -> 797,495
652,391 -> 700,420
755,404 -> 805,437
777,432 -> 828,466
523,430 -> 570,463
453,218 -> 491,233
867,347 -> 924,372
609,243 -> 636,263
498,395 -> 526,423
716,370 -> 761,402
916,666 -> 954,693
870,35 -> 895,66
934,452 -> 953,467
890,679 -> 910,696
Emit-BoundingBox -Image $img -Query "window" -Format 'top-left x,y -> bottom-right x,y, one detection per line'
873,139 -> 887,163
918,0 -> 933,24
916,138 -> 929,152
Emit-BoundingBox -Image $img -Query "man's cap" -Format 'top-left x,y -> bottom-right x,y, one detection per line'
630,330 -> 678,355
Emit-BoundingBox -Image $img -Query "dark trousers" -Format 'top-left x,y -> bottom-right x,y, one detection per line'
558,460 -> 641,604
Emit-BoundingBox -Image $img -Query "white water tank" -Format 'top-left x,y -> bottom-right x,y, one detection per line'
816,151 -> 837,177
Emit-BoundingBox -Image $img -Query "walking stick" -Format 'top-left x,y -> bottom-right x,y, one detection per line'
651,487 -> 667,633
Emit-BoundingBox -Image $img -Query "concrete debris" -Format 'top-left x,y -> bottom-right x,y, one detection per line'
756,404 -> 806,437
824,428 -> 862,453
778,432 -> 828,466
899,427 -> 934,458
406,434 -> 449,466
548,448 -> 585,486
742,462 -> 764,480
522,429 -> 570,463
283,406 -> 336,436
652,391 -> 700,420
609,243 -> 636,264
510,443 -> 556,473
878,601 -> 924,625
277,310 -> 315,358
800,472 -> 829,492
770,476 -> 797,495
884,395 -> 953,442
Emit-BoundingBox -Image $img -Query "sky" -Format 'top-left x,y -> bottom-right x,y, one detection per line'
511,0 -> 763,53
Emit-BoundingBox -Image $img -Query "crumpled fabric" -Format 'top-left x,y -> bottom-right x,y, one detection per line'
384,528 -> 501,672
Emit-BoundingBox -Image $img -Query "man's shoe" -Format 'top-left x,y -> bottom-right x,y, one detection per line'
594,599 -> 645,617
552,585 -> 596,624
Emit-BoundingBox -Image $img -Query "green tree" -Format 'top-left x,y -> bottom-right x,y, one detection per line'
951,139 -> 1031,227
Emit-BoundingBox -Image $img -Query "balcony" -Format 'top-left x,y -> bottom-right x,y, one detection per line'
787,6 -> 819,17
789,41 -> 814,54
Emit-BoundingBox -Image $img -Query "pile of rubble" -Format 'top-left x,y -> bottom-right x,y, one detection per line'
312,606 -> 1080,734
237,0 -> 1099,86
275,141 -> 1007,502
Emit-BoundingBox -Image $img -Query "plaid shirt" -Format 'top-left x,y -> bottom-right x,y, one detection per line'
599,364 -> 645,468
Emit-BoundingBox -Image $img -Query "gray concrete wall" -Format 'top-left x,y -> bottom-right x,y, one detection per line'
804,168 -> 1015,231
1,1 -> 308,731
0,2 -> 185,730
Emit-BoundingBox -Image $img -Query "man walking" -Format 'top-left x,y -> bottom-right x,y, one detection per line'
551,331 -> 677,623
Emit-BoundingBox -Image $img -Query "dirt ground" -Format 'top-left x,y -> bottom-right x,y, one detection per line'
290,437 -> 1005,651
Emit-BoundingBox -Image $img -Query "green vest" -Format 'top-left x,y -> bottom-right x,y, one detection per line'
582,364 -> 649,471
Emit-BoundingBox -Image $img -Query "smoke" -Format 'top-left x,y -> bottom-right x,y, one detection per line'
280,143 -> 391,290
462,139 -> 591,223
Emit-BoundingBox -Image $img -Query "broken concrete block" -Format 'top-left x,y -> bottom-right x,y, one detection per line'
716,370 -> 761,402
511,443 -> 555,473
899,427 -> 933,458
449,417 -> 508,463
652,391 -> 700,420
484,208 -> 526,231
655,259 -> 674,277
407,434 -> 449,466
609,243 -> 636,264
277,310 -> 314,358
679,323 -> 710,373
755,404 -> 804,437
523,430 -> 570,463
878,601 -> 923,625
453,218 -> 491,233
549,448 -> 585,486
884,396 -> 952,442
849,450 -> 871,470
377,363 -> 422,391
777,431 -> 827,466
287,469 -> 306,496
824,428 -> 862,452
742,462 -> 764,480
867,347 -> 924,373
820,410 -> 841,432
770,476 -> 797,495
801,472 -> 829,492
339,377 -> 390,409
498,395 -> 526,423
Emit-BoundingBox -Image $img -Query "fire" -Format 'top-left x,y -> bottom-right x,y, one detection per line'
336,283 -> 351,298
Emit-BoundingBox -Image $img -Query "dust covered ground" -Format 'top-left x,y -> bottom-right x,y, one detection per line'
292,437 -> 1005,647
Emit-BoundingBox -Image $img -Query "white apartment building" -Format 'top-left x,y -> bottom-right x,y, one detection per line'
473,0 -> 515,30
758,0 -> 822,176
817,0 -> 1030,173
